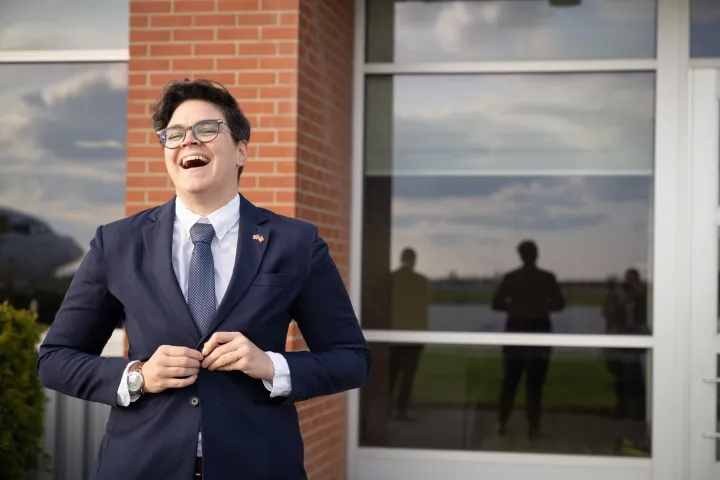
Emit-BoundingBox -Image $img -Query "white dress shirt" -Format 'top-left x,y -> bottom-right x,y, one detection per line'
116,193 -> 292,457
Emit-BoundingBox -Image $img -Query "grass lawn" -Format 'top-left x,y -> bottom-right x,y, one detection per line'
409,346 -> 616,413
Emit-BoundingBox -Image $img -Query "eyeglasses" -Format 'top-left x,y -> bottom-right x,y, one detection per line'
157,119 -> 224,149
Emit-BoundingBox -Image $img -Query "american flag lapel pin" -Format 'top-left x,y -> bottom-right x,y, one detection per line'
252,233 -> 265,243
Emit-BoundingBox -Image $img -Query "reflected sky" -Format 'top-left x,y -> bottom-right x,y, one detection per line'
384,175 -> 651,280
365,73 -> 655,175
0,63 -> 127,256
367,0 -> 657,62
0,0 -> 128,50
691,0 -> 720,58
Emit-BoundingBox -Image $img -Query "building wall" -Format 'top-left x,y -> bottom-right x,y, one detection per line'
126,1 -> 354,478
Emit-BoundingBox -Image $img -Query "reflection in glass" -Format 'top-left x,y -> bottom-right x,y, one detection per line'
0,63 -> 127,324
691,0 -> 720,58
359,343 -> 651,456
366,0 -> 657,63
364,74 -> 656,176
0,0 -> 128,51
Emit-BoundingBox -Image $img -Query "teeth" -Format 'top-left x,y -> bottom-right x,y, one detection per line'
181,155 -> 210,168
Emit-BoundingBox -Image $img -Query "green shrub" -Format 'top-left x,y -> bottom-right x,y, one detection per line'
0,301 -> 50,479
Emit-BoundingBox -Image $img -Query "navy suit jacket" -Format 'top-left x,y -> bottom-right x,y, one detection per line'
37,194 -> 371,479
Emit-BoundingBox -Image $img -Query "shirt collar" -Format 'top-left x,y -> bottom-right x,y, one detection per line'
175,194 -> 240,240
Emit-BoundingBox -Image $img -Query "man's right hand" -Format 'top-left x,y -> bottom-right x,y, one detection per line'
141,346 -> 204,394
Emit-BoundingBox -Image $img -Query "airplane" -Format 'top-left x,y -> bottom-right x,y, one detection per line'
0,206 -> 84,289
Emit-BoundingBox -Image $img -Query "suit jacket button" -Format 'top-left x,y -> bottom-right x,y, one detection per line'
190,396 -> 199,407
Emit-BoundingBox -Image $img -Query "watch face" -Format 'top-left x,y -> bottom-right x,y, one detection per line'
128,371 -> 143,393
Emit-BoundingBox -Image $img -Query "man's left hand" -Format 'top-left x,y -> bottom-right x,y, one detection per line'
201,332 -> 275,381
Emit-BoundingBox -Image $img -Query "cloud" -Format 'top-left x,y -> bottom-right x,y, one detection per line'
0,63 -> 127,251
380,176 -> 651,280
386,0 -> 656,62
0,0 -> 128,50
366,72 -> 654,176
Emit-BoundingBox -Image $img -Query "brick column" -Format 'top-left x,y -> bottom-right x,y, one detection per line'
126,1 -> 355,478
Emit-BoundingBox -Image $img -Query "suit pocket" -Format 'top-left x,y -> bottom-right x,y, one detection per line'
252,273 -> 295,287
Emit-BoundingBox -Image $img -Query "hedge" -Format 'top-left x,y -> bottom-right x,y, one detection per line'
0,301 -> 50,479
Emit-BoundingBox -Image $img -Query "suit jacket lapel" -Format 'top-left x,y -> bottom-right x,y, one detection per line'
198,194 -> 270,345
142,198 -> 200,344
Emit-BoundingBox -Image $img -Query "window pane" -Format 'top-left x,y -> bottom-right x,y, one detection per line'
691,0 -> 720,58
364,74 -> 655,176
360,343 -> 651,456
361,74 -> 655,336
366,0 -> 657,63
0,0 -> 128,51
0,63 -> 127,325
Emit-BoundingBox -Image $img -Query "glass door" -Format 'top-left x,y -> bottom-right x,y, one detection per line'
689,68 -> 720,480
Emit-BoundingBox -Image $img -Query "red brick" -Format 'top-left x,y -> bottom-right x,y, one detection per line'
237,13 -> 277,25
147,190 -> 176,202
217,58 -> 258,70
263,0 -> 299,10
172,58 -> 213,70
130,15 -> 149,27
130,45 -> 148,57
217,27 -> 260,40
130,1 -> 170,14
131,29 -> 171,42
237,72 -> 276,84
150,15 -> 192,27
194,14 -> 236,26
261,26 -> 298,40
130,59 -> 170,71
174,1 -> 214,12
261,57 -> 296,69
194,43 -> 236,56
150,44 -> 192,56
237,42 -> 276,55
172,28 -> 214,42
127,175 -> 167,188
126,190 -> 145,202
218,0 -> 259,11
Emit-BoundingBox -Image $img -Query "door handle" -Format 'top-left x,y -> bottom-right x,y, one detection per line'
702,432 -> 720,439
701,377 -> 720,383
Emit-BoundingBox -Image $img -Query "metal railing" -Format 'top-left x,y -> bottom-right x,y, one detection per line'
31,329 -> 127,480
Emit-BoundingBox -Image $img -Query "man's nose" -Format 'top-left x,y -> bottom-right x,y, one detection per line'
182,128 -> 200,146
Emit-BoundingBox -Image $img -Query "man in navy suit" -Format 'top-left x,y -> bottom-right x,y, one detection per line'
37,79 -> 371,479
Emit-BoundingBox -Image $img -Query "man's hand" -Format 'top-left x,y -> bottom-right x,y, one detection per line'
142,345 -> 204,394
201,332 -> 275,381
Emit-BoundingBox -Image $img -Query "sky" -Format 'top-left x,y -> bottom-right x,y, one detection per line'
367,0 -> 720,61
0,63 -> 128,256
0,0 -> 128,50
365,71 -> 655,281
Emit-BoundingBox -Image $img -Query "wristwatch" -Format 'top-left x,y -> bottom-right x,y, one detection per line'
127,362 -> 145,396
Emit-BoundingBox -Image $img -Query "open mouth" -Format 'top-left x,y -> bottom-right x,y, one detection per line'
180,154 -> 211,170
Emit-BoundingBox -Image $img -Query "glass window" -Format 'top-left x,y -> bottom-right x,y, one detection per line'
366,0 -> 657,63
691,0 -> 720,58
0,0 -> 129,51
0,63 -> 127,325
361,74 -> 655,335
359,343 -> 651,456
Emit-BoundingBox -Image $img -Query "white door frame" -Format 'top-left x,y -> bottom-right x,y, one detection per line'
689,67 -> 720,480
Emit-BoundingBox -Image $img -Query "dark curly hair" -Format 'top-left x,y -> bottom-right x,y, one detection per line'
151,79 -> 251,180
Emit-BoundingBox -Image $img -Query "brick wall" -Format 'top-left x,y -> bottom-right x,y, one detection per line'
126,1 -> 355,478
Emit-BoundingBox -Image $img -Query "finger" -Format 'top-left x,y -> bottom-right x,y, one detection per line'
201,343 -> 236,368
202,332 -> 242,356
164,375 -> 198,389
163,346 -> 204,361
161,366 -> 200,378
208,351 -> 242,371
161,356 -> 201,369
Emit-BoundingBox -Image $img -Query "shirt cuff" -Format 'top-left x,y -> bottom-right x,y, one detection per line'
116,360 -> 142,407
263,351 -> 292,397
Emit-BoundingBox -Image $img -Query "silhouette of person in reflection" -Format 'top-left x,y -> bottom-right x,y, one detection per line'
389,247 -> 429,420
491,240 -> 565,438
604,268 -> 647,421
